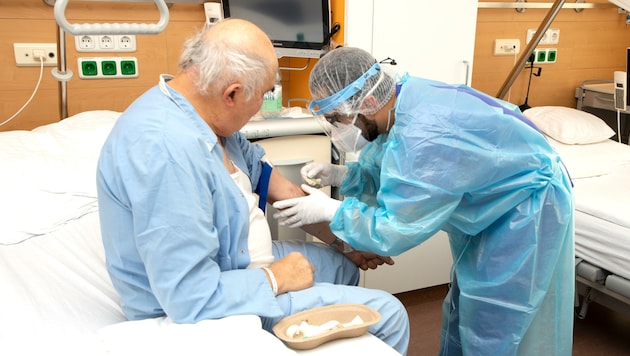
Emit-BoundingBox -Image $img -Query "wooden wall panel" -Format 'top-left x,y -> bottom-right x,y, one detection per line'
1,1 -> 206,131
3,0 -> 630,131
474,0 -> 630,108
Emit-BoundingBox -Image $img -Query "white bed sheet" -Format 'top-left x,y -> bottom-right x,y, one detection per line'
0,110 -> 120,245
0,111 -> 399,356
547,137 -> 630,280
0,208 -> 363,356
574,209 -> 630,280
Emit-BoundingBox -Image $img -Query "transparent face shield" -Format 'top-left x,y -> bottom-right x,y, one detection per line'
308,63 -> 381,117
309,63 -> 381,153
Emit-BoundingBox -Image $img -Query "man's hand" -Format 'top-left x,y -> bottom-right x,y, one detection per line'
343,250 -> 395,271
301,162 -> 348,188
267,252 -> 315,295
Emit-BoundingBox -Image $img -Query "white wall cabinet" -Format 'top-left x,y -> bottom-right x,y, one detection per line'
360,231 -> 453,294
345,0 -> 478,293
345,0 -> 478,85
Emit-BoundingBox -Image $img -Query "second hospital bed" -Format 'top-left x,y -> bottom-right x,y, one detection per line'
523,106 -> 630,318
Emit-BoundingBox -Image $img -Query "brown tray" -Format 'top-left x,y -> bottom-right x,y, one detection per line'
272,304 -> 381,350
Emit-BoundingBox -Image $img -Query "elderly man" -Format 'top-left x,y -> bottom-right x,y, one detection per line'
96,19 -> 409,354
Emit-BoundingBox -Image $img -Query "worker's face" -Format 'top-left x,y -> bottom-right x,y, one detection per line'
323,113 -> 379,142
323,112 -> 353,126
355,114 -> 380,141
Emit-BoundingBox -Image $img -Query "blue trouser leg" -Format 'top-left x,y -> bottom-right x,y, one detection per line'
263,240 -> 410,355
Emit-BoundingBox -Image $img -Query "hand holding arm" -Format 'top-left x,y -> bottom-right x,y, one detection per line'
301,162 -> 348,188
301,223 -> 395,271
272,185 -> 341,228
344,250 -> 395,271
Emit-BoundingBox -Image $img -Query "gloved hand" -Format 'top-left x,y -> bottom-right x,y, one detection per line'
272,185 -> 342,228
300,162 -> 348,188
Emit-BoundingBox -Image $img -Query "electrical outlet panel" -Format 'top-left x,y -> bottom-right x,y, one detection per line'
13,43 -> 58,66
78,57 -> 138,79
75,35 -> 136,52
526,28 -> 560,45
527,48 -> 558,64
494,39 -> 521,56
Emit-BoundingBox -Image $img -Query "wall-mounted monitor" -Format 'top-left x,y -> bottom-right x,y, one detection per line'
221,0 -> 331,59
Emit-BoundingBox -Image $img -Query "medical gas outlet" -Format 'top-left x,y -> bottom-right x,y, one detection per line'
494,39 -> 521,56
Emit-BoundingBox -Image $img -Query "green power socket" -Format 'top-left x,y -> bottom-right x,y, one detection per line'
120,60 -> 136,75
81,60 -> 98,76
101,60 -> 117,75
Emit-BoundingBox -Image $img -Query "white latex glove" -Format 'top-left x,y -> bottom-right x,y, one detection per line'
300,162 -> 348,188
272,185 -> 342,228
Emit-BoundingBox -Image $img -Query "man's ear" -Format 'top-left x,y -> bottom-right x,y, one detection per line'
222,83 -> 242,107
362,95 -> 379,113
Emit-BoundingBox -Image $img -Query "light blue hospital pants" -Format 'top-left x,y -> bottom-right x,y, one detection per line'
261,240 -> 410,355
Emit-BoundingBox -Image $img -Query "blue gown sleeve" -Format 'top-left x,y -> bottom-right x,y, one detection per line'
331,78 -> 558,257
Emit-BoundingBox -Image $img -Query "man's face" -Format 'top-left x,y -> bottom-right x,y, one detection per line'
355,114 -> 380,141
323,113 -> 380,142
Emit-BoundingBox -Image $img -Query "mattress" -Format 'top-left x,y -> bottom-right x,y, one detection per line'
547,137 -> 630,283
0,111 -> 399,356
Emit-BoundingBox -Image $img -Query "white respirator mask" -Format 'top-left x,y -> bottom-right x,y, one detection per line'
330,119 -> 369,153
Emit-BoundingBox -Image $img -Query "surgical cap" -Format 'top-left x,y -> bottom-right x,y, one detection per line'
309,47 -> 396,116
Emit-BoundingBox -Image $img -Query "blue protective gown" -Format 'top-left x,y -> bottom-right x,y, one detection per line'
332,76 -> 575,355
96,77 -> 410,354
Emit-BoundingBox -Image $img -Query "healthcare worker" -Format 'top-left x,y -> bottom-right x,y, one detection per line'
273,46 -> 575,355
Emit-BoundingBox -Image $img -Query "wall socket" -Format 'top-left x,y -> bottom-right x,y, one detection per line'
13,43 -> 58,67
78,57 -> 139,79
75,35 -> 136,52
526,48 -> 558,64
494,39 -> 521,56
526,28 -> 560,45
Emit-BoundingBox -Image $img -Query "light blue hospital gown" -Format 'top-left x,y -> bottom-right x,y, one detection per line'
332,76 -> 575,355
96,77 -> 409,354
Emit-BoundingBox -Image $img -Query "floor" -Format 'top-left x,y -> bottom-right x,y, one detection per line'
395,284 -> 630,355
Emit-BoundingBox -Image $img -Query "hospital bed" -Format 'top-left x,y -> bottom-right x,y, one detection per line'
522,106 -> 630,318
1,2 -> 399,353
0,111 -> 399,355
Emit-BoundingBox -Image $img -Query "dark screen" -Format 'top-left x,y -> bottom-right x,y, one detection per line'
223,0 -> 328,48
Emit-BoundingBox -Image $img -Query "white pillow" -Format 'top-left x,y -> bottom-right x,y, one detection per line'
523,106 -> 615,144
